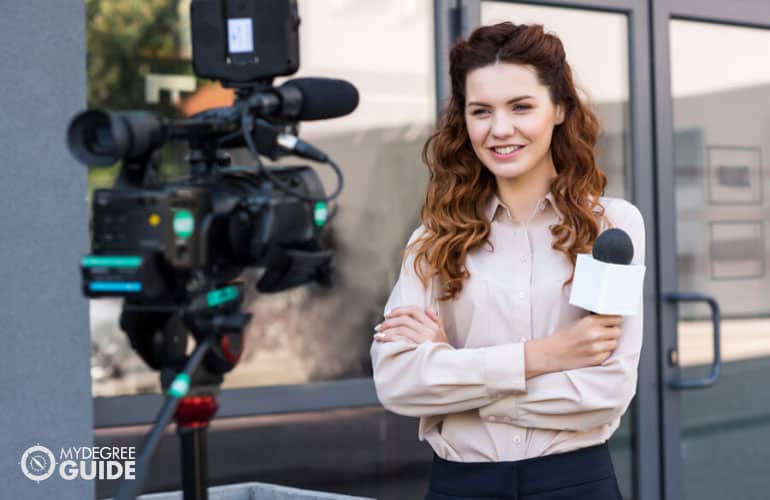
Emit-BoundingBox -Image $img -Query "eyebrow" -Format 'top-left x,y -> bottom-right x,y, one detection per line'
466,96 -> 534,107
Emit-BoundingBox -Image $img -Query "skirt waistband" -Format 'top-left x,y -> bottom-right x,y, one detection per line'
429,442 -> 616,498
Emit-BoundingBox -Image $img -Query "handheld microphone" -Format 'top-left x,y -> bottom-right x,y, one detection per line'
592,228 -> 634,265
569,228 -> 646,315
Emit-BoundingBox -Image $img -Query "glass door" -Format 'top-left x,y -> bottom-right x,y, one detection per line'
654,3 -> 770,500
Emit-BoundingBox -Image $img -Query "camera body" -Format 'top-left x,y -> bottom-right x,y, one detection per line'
82,165 -> 327,299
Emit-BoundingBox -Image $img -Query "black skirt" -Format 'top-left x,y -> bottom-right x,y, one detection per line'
425,442 -> 623,500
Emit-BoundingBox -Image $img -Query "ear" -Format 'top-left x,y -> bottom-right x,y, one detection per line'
554,103 -> 566,125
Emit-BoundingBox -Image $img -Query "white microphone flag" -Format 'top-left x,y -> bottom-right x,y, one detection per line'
568,253 -> 646,316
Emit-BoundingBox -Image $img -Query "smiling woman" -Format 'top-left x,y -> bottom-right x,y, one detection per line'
464,63 -> 565,214
370,22 -> 645,500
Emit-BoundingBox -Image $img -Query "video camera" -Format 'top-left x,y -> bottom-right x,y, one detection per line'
67,0 -> 358,376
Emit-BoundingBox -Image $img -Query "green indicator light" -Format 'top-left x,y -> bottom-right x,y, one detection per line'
173,210 -> 195,239
81,256 -> 142,268
168,373 -> 190,398
314,201 -> 328,227
207,286 -> 239,307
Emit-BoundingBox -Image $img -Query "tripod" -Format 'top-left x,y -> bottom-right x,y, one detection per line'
115,287 -> 251,500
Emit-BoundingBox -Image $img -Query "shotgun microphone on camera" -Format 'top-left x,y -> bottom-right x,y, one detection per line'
247,77 -> 359,121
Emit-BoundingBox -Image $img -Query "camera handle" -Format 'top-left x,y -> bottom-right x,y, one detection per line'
115,150 -> 162,190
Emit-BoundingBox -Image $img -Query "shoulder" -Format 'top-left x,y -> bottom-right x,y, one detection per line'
401,224 -> 430,268
596,196 -> 646,264
406,223 -> 431,247
597,196 -> 644,231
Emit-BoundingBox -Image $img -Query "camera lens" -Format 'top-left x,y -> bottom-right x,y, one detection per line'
67,110 -> 120,166
85,119 -> 116,157
67,110 -> 165,167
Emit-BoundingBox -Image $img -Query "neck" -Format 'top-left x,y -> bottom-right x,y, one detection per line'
495,155 -> 557,222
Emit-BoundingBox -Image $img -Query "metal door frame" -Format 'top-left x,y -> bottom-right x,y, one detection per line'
651,1 -> 770,499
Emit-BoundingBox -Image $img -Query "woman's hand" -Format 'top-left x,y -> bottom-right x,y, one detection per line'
547,314 -> 624,371
373,306 -> 449,345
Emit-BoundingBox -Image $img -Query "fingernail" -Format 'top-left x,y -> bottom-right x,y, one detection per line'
374,333 -> 386,339
374,324 -> 382,331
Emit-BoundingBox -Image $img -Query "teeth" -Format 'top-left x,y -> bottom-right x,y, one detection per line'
493,145 -> 522,154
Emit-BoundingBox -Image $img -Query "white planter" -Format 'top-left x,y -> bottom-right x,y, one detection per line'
106,481 -> 374,500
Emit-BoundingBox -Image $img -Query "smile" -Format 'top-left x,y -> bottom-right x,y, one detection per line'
489,145 -> 526,159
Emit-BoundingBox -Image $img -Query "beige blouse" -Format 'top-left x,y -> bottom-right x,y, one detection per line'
370,191 -> 646,462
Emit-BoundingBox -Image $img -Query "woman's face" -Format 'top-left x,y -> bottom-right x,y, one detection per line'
464,63 -> 564,182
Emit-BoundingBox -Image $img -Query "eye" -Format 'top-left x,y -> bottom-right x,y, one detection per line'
513,104 -> 532,111
471,108 -> 489,116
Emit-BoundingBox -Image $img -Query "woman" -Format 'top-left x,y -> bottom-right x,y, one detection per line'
370,22 -> 645,500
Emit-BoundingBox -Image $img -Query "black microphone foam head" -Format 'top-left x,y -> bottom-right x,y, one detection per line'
592,228 -> 634,265
282,77 -> 359,121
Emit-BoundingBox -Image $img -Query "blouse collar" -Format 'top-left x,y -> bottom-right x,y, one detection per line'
484,190 -> 564,223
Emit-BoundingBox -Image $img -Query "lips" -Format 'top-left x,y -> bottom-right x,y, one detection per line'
488,144 -> 526,159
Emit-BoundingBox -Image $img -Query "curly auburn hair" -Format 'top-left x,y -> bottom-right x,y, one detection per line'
408,22 -> 611,301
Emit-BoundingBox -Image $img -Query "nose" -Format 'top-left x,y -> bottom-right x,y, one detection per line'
490,112 -> 514,139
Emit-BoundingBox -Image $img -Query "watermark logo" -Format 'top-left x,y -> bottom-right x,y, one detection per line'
20,445 -> 56,482
19,444 -> 135,482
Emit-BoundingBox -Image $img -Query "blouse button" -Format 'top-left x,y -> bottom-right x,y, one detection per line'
513,435 -> 522,445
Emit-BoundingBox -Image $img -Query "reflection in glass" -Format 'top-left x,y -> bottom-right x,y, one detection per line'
87,0 -> 435,396
480,3 -> 634,499
671,19 -> 770,500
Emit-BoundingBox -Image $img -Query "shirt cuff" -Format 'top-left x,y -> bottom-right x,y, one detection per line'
483,342 -> 527,397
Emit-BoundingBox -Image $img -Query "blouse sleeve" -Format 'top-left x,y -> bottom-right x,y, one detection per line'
370,226 -> 528,418
477,200 -> 646,432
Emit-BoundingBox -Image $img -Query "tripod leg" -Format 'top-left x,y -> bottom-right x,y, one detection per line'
179,425 -> 208,500
174,392 -> 218,500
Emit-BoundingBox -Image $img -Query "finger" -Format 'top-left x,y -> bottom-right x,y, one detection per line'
374,331 -> 414,343
593,340 -> 618,354
388,306 -> 435,330
399,306 -> 436,330
595,314 -> 624,327
425,308 -> 442,327
384,327 -> 422,343
599,325 -> 622,340
380,314 -> 424,332
593,314 -> 620,323
379,315 -> 432,337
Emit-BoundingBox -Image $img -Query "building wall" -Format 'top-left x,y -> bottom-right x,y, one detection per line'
0,2 -> 94,499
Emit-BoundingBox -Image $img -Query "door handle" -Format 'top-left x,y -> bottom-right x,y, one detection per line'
663,292 -> 721,389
